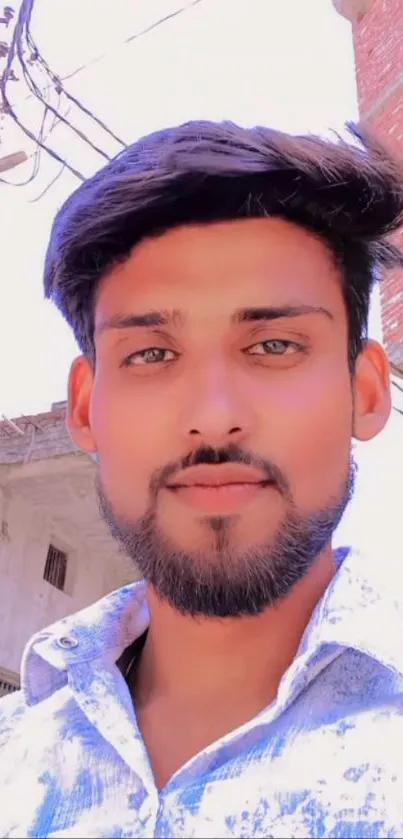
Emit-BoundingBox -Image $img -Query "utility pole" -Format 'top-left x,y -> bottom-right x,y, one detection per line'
0,150 -> 27,173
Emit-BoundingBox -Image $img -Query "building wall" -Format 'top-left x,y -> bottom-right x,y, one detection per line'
0,409 -> 137,678
0,483 -> 65,675
0,468 -> 136,676
333,0 -> 403,365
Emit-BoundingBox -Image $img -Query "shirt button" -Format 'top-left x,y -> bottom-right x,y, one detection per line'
57,635 -> 79,649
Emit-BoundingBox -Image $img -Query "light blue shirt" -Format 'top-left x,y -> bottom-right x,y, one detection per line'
1,546 -> 403,838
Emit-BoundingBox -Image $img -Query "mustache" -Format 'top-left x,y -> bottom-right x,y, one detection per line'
150,444 -> 290,497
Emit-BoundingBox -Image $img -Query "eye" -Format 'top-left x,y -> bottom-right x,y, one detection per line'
122,347 -> 177,366
246,339 -> 302,356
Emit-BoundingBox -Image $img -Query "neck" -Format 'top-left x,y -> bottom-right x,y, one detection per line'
132,547 -> 336,712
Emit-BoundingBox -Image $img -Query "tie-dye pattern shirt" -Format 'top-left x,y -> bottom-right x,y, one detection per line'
1,547 -> 403,838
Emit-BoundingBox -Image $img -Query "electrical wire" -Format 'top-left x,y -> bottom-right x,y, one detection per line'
0,0 -> 206,187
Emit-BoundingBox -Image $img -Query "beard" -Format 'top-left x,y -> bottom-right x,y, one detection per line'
96,446 -> 356,618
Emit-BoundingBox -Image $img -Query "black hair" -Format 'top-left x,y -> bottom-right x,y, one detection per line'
44,119 -> 403,369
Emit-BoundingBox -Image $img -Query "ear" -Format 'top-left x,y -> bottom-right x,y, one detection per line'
66,355 -> 97,453
352,340 -> 391,442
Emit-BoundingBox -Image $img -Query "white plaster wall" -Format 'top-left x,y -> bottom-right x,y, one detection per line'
0,470 -> 135,676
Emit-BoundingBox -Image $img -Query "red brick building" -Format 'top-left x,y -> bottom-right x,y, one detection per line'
334,0 -> 403,367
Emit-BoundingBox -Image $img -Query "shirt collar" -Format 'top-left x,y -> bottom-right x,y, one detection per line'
21,579 -> 150,706
305,545 -> 403,675
20,546 -> 403,707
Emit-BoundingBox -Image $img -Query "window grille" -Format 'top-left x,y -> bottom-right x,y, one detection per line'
44,544 -> 68,592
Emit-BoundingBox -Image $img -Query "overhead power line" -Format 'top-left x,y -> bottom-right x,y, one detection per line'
0,0 -> 205,187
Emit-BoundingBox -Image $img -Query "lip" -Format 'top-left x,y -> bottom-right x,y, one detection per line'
166,482 -> 269,515
166,463 -> 268,488
165,464 -> 271,515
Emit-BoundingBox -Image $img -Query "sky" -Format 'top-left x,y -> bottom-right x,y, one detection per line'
0,0 -> 401,549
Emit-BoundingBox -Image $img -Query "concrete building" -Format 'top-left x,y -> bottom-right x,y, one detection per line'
0,403 -> 137,695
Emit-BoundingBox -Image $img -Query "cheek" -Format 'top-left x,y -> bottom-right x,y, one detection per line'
259,374 -> 353,505
89,376 -> 169,512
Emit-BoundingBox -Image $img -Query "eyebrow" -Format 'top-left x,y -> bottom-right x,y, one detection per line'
96,304 -> 333,335
233,305 -> 334,324
96,310 -> 182,335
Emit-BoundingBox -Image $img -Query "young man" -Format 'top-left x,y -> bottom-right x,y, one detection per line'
1,120 -> 403,838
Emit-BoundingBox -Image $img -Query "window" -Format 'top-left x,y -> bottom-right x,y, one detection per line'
44,544 -> 68,592
0,667 -> 19,697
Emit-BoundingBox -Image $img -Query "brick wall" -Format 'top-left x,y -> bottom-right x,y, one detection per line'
333,0 -> 403,366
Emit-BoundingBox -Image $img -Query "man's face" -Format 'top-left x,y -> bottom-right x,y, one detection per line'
69,218 -> 389,616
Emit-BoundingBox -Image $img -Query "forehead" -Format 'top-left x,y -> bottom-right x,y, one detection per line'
95,217 -> 345,324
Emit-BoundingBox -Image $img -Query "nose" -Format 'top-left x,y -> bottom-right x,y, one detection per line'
181,361 -> 254,448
